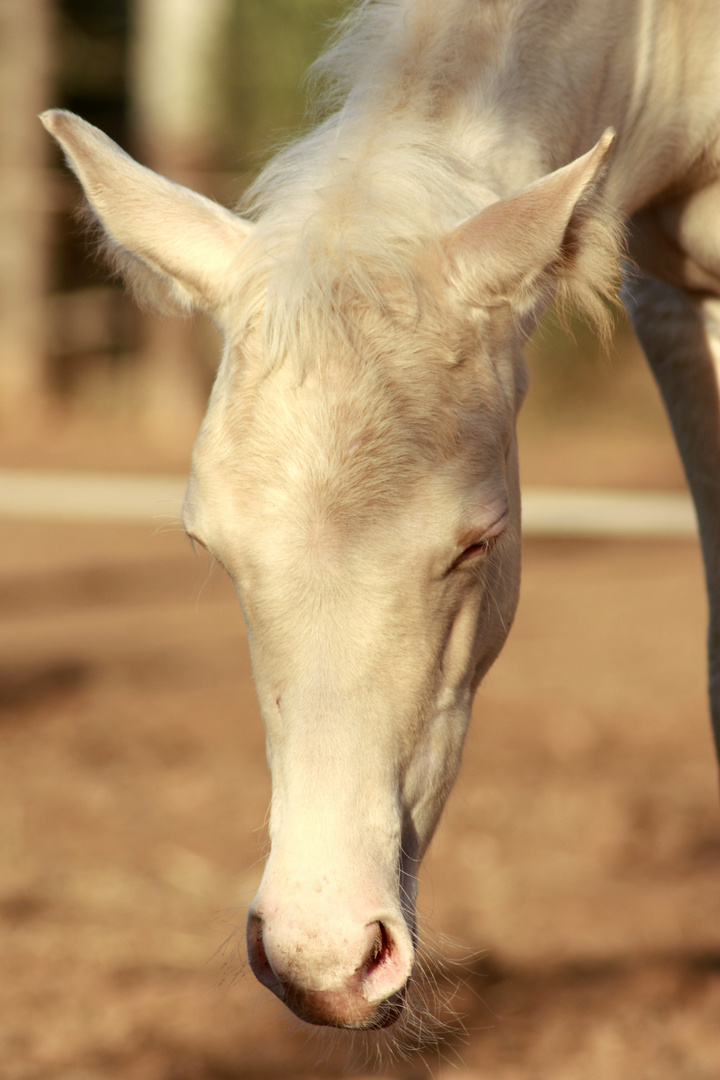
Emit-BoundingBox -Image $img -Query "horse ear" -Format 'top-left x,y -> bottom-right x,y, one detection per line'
444,130 -> 619,333
41,110 -> 253,314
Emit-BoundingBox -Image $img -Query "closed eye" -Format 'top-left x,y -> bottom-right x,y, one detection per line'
451,534 -> 499,570
185,530 -> 229,575
450,508 -> 509,571
185,530 -> 207,554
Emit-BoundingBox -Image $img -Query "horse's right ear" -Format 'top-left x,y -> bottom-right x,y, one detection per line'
443,131 -> 619,338
41,110 -> 253,314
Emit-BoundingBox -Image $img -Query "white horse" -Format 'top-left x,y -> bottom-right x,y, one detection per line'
43,0 -> 720,1032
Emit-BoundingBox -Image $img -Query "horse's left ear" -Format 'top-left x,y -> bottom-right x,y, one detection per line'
444,130 -> 619,331
41,110 -> 253,314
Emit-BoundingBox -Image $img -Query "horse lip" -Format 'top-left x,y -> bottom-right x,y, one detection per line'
367,984 -> 407,1028
284,981 -> 408,1029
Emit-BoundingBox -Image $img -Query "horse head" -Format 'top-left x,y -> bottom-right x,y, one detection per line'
42,108 -> 614,1028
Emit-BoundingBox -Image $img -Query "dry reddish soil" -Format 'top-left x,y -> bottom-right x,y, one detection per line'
1,332 -> 719,1080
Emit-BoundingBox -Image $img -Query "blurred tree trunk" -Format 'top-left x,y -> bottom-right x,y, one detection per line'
130,0 -> 228,444
0,0 -> 53,417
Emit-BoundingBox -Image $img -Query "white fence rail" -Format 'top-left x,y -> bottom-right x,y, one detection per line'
0,469 -> 187,524
0,469 -> 698,539
521,487 -> 697,539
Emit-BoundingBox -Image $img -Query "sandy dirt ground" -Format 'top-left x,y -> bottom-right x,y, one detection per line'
1,330 -> 719,1080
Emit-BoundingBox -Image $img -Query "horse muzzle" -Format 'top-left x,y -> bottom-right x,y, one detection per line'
246,905 -> 414,1028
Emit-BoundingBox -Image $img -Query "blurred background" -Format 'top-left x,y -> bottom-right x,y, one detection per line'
0,0 -> 692,482
1,3 -> 719,1080
1,0 -> 343,467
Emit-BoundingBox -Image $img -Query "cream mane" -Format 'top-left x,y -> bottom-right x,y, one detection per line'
232,0 -> 621,367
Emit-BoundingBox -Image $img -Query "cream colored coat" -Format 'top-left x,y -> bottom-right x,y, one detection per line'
43,0 -> 720,1033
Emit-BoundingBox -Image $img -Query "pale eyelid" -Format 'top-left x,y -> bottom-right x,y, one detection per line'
459,506 -> 509,547
452,507 -> 509,569
184,529 -> 230,575
482,506 -> 510,539
184,529 -> 206,553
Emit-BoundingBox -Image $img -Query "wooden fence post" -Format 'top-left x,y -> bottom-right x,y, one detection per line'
129,0 -> 229,443
0,0 -> 53,416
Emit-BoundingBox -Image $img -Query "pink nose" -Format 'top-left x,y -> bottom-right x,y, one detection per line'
246,912 -> 409,1028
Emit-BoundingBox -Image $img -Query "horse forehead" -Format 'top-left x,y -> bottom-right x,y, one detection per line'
231,382 -> 441,525
191,312 -> 516,546
226,361 -> 498,499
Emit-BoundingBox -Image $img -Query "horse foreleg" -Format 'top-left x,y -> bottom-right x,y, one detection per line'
623,272 -> 720,769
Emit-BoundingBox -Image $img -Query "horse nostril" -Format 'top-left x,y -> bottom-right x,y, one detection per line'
357,920 -> 411,1021
246,912 -> 285,1000
364,920 -> 388,973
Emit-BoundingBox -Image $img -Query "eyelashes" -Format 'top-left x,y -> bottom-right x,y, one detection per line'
185,531 -> 229,575
450,504 -> 509,572
450,533 -> 499,570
